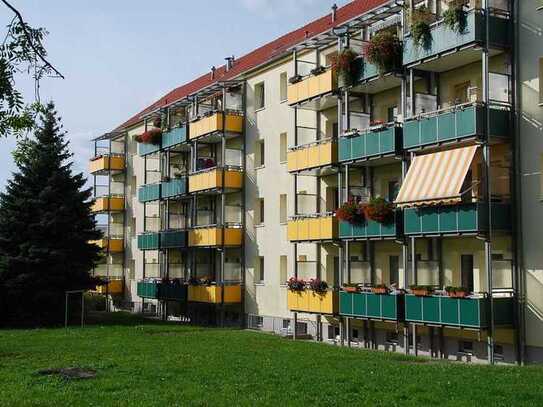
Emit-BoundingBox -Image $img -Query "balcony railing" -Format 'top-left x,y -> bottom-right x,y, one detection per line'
138,141 -> 161,156
403,202 -> 511,236
403,9 -> 511,67
287,215 -> 338,242
137,233 -> 160,251
287,290 -> 338,315
91,196 -> 124,213
92,238 -> 124,253
287,139 -> 338,173
89,154 -> 125,175
161,177 -> 188,199
339,124 -> 400,163
404,294 -> 514,329
188,285 -> 242,304
287,67 -> 337,106
95,279 -> 124,295
188,227 -> 243,247
137,280 -> 188,301
189,111 -> 243,140
159,230 -> 187,249
188,167 -> 243,193
403,103 -> 510,149
352,57 -> 380,83
339,291 -> 404,321
162,126 -> 188,149
339,213 -> 399,240
138,183 -> 161,203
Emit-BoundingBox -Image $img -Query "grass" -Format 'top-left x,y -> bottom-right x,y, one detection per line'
0,312 -> 542,406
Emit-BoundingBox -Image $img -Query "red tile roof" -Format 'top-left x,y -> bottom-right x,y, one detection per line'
116,0 -> 387,131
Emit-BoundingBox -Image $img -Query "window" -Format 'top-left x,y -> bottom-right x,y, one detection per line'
387,106 -> 398,122
461,254 -> 474,293
328,325 -> 340,339
389,256 -> 399,286
453,81 -> 471,104
255,82 -> 265,110
257,256 -> 265,283
280,194 -> 287,224
280,133 -> 287,163
459,341 -> 474,354
257,198 -> 265,224
280,255 -> 288,284
282,319 -> 290,329
280,72 -> 288,102
256,140 -> 265,167
388,180 -> 400,202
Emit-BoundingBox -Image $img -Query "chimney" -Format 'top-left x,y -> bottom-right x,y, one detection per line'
225,55 -> 235,72
211,66 -> 216,80
331,3 -> 338,23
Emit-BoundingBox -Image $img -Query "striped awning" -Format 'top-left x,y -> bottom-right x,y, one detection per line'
395,145 -> 478,208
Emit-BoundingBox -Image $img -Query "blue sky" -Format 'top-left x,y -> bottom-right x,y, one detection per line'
0,0 -> 349,189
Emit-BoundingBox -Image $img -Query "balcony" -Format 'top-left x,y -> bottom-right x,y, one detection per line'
91,197 -> 124,213
287,290 -> 338,315
92,238 -> 124,254
137,281 -> 188,301
161,177 -> 188,199
287,139 -> 338,173
403,104 -> 510,150
403,10 -> 511,69
189,112 -> 243,140
287,215 -> 338,242
137,233 -> 160,251
339,291 -> 404,321
162,126 -> 188,149
353,58 -> 379,83
339,124 -> 400,163
138,183 -> 161,203
159,230 -> 187,249
89,155 -> 125,175
188,227 -> 243,247
95,279 -> 123,295
138,142 -> 161,156
287,68 -> 337,106
404,294 -> 514,329
188,285 -> 242,304
188,168 -> 243,193
403,202 -> 511,236
339,214 -> 399,240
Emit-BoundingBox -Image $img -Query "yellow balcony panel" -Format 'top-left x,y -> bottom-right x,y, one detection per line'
287,290 -> 338,315
287,68 -> 337,106
189,112 -> 243,140
287,140 -> 337,173
95,279 -> 123,295
188,227 -> 243,247
89,155 -> 125,174
91,238 -> 124,253
287,216 -> 338,242
188,285 -> 242,304
188,169 -> 243,193
91,197 -> 124,213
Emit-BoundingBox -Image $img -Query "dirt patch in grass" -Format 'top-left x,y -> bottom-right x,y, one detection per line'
37,368 -> 97,380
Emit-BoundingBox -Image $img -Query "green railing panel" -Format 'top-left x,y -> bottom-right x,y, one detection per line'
340,291 -> 354,315
353,58 -> 380,83
160,231 -> 187,249
137,233 -> 160,250
138,183 -> 161,203
161,178 -> 187,199
422,296 -> 441,324
138,142 -> 161,156
339,217 -> 397,239
137,281 -> 159,299
339,291 -> 402,321
339,126 -> 398,163
157,284 -> 187,301
162,126 -> 187,149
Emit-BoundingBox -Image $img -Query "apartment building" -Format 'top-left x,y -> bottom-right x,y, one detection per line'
89,0 -> 543,364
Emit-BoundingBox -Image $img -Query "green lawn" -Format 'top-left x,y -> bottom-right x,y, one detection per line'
0,312 -> 541,406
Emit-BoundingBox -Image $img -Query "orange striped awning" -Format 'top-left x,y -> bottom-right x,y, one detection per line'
394,145 -> 478,208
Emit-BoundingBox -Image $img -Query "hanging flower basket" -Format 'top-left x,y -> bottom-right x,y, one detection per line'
287,277 -> 306,292
410,6 -> 433,50
443,2 -> 467,34
363,30 -> 402,74
309,278 -> 328,294
330,48 -> 358,88
136,128 -> 162,145
363,197 -> 394,224
336,199 -> 365,225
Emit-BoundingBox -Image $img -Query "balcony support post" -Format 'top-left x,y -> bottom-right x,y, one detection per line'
409,69 -> 415,117
346,317 -> 351,348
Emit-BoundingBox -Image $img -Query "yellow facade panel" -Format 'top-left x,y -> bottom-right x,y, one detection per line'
95,280 -> 123,295
286,140 -> 337,173
287,68 -> 337,105
189,112 -> 243,140
92,238 -> 124,253
91,197 -> 124,213
287,216 -> 338,242
188,285 -> 242,304
189,228 -> 243,247
189,169 -> 243,193
287,290 -> 338,314
89,156 -> 125,174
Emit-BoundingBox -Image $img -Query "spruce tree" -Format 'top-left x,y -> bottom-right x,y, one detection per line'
0,102 -> 101,326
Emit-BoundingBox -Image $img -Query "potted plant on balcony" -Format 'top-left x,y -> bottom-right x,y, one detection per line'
445,286 -> 470,298
369,119 -> 386,131
371,284 -> 390,295
410,6 -> 433,50
287,277 -> 306,292
288,74 -> 303,84
136,128 -> 162,145
363,197 -> 394,224
336,199 -> 365,225
310,66 -> 327,76
343,283 -> 360,293
443,1 -> 467,34
363,30 -> 402,75
410,285 -> 434,297
330,48 -> 358,89
309,278 -> 328,294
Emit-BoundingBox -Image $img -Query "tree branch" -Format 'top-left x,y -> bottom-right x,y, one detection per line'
1,0 -> 64,79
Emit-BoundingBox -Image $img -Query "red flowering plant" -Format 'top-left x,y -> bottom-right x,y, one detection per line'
329,48 -> 358,88
309,278 -> 328,294
137,128 -> 162,145
287,277 -> 306,292
363,197 -> 394,224
363,30 -> 402,74
336,198 -> 365,225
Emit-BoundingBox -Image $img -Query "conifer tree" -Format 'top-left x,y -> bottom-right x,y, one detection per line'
0,102 -> 101,326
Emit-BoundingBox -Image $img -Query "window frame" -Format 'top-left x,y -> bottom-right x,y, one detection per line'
255,81 -> 266,111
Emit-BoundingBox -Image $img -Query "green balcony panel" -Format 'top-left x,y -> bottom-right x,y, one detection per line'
403,11 -> 511,67
353,58 -> 380,83
162,126 -> 187,149
339,216 -> 398,240
161,178 -> 188,199
157,283 -> 187,301
339,126 -> 399,163
403,105 -> 510,149
404,295 -> 513,329
339,291 -> 403,321
138,184 -> 161,203
137,233 -> 160,250
160,230 -> 187,249
404,203 -> 511,236
138,142 -> 161,156
137,281 -> 159,299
